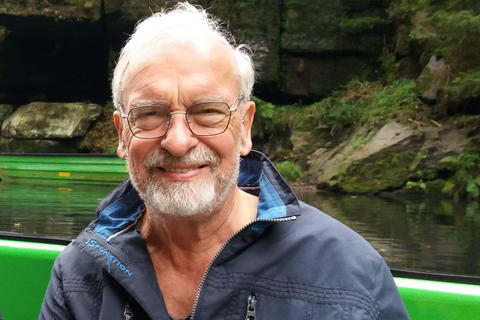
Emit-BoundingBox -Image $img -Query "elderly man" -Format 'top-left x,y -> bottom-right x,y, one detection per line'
40,3 -> 410,320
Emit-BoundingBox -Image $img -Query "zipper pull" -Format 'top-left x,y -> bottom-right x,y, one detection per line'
124,298 -> 134,320
245,292 -> 257,320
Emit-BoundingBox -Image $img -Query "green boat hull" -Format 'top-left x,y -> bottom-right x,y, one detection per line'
1,235 -> 479,320
0,236 -> 67,320
0,154 -> 128,185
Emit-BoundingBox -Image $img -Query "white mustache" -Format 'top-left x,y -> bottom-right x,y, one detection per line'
144,148 -> 220,172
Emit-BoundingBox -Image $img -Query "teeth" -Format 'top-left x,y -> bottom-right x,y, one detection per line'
163,167 -> 197,173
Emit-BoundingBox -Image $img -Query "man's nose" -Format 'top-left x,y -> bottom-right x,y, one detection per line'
160,113 -> 198,156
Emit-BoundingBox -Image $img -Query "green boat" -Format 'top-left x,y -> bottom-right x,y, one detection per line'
0,233 -> 479,320
0,154 -> 128,185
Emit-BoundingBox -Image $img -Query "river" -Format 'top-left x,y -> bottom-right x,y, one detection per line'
1,182 -> 479,277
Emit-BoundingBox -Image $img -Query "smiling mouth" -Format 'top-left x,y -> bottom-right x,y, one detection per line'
161,165 -> 207,173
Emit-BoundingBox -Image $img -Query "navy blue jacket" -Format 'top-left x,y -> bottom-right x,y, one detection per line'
40,150 -> 410,319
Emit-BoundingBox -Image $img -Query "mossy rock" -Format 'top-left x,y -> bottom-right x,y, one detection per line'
337,149 -> 419,193
79,105 -> 118,154
416,56 -> 451,103
2,102 -> 101,139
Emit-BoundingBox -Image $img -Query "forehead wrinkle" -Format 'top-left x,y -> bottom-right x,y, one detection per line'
130,99 -> 169,107
195,94 -> 230,103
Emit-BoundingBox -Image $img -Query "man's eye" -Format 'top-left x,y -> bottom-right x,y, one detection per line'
190,104 -> 228,116
135,110 -> 162,119
198,108 -> 222,114
141,111 -> 160,117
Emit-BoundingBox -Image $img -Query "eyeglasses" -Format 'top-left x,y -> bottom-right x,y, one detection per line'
120,99 -> 242,139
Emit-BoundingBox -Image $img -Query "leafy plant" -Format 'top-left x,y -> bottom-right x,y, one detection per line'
427,10 -> 480,57
440,153 -> 480,201
405,180 -> 427,192
274,161 -> 304,182
443,69 -> 480,100
466,201 -> 479,217
251,96 -> 300,140
297,79 -> 422,136
388,0 -> 434,21
360,79 -> 419,123
408,9 -> 480,57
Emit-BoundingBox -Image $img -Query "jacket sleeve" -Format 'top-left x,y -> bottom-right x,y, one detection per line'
372,260 -> 411,320
38,254 -> 73,320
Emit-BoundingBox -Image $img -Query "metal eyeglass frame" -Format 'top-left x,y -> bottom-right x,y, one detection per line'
119,98 -> 243,139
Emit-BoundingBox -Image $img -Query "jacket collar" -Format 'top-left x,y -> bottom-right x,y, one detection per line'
92,150 -> 301,240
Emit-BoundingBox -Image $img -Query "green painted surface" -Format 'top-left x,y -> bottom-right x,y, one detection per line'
396,278 -> 480,319
1,238 -> 480,319
0,154 -> 128,184
0,239 -> 66,320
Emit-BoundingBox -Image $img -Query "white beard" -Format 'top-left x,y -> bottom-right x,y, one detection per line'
127,145 -> 240,218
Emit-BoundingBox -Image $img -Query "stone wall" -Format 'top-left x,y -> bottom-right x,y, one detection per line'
0,0 -> 394,105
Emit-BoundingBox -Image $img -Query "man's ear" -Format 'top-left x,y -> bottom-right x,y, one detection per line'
113,110 -> 127,160
239,100 -> 255,156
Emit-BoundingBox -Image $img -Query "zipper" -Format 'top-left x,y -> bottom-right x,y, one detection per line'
245,292 -> 257,320
190,216 -> 296,319
124,296 -> 134,320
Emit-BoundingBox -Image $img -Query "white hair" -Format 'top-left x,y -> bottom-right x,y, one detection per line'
111,2 -> 255,111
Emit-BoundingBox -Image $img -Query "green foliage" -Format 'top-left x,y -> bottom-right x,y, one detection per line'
298,79 -> 421,136
413,168 -> 437,181
443,69 -> 480,100
305,95 -> 360,135
405,180 -> 427,192
388,0 -> 434,21
440,153 -> 480,201
389,0 -> 480,59
274,160 -> 304,182
250,96 -> 301,140
380,53 -> 397,83
360,79 -> 418,122
428,10 -> 480,57
466,201 -> 479,217
339,16 -> 384,33
409,9 -> 480,57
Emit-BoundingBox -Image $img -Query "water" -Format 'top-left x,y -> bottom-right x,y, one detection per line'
1,182 -> 479,277
0,183 -> 111,239
297,191 -> 480,277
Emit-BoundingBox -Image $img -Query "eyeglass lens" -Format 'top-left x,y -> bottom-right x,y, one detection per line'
127,102 -> 232,138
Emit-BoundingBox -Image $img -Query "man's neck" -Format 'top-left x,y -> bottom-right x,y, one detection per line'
140,186 -> 258,264
140,186 -> 258,319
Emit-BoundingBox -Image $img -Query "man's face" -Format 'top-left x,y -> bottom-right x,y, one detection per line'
114,41 -> 255,217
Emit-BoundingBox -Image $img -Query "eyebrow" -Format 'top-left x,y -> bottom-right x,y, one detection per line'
129,99 -> 168,108
129,95 -> 231,108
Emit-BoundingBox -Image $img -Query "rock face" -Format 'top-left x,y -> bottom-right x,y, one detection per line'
0,105 -> 13,124
280,0 -> 393,98
2,102 -> 101,139
308,121 -> 476,193
0,0 -> 394,104
416,57 -> 450,104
